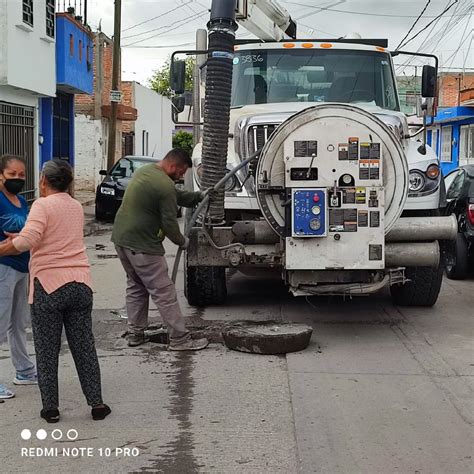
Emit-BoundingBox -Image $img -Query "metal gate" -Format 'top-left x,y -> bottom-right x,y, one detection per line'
0,101 -> 36,202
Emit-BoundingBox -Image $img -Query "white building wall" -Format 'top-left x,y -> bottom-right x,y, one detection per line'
74,115 -> 105,191
0,0 -> 56,97
133,83 -> 173,158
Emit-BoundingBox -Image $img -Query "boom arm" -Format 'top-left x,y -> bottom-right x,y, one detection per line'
235,0 -> 297,41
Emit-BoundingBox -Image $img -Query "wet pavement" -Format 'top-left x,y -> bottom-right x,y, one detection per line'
0,215 -> 472,473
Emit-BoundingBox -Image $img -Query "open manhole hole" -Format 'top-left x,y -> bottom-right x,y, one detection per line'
222,321 -> 313,355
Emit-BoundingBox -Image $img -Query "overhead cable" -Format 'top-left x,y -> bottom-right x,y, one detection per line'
122,1 -> 192,34
395,0 -> 432,50
398,0 -> 459,49
285,0 -> 466,18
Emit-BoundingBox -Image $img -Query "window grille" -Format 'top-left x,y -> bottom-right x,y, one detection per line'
22,0 -> 34,27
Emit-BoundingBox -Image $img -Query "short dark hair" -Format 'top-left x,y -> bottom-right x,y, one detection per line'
163,148 -> 192,168
0,154 -> 26,173
42,159 -> 73,192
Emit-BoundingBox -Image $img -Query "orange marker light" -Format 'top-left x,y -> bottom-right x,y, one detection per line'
375,47 -> 386,52
302,43 -> 314,48
283,43 -> 295,48
320,43 -> 333,49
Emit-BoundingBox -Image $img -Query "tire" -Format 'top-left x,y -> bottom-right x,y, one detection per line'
445,233 -> 469,280
185,264 -> 227,307
95,203 -> 107,221
390,264 -> 444,307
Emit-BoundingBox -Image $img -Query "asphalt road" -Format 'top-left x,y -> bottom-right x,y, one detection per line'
0,219 -> 472,473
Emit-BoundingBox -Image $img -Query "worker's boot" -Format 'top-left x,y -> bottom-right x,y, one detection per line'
169,333 -> 209,351
128,332 -> 149,347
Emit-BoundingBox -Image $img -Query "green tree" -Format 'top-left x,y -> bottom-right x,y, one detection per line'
172,130 -> 194,156
148,56 -> 195,98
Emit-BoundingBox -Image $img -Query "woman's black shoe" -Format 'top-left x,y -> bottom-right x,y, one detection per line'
40,409 -> 60,423
91,404 -> 111,420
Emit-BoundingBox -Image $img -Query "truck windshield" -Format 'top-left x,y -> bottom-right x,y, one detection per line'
231,49 -> 399,111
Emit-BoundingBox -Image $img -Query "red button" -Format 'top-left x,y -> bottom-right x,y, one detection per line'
313,194 -> 319,202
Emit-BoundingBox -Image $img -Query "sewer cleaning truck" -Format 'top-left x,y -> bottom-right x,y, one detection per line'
170,0 -> 456,307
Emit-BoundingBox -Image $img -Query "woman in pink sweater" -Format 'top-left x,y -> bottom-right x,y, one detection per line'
0,159 -> 110,423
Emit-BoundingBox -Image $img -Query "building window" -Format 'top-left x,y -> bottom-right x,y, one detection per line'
46,0 -> 55,38
460,125 -> 474,166
22,0 -> 33,27
79,39 -> 83,61
441,126 -> 452,163
69,34 -> 74,56
431,128 -> 439,155
53,94 -> 71,162
86,44 -> 91,71
0,101 -> 35,203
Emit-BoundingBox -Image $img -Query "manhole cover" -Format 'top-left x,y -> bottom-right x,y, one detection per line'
222,321 -> 313,355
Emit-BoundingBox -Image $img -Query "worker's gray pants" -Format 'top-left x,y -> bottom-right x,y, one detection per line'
115,246 -> 189,339
0,264 -> 36,376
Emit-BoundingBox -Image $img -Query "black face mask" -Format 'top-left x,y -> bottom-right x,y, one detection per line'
3,178 -> 26,195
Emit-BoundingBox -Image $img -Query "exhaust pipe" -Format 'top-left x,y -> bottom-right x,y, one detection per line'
386,215 -> 457,242
385,241 -> 440,268
232,220 -> 280,244
231,221 -> 443,267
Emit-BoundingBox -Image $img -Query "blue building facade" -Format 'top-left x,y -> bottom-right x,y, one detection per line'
40,13 -> 93,167
428,106 -> 474,175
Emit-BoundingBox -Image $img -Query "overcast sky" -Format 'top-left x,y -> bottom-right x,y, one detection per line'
85,0 -> 473,85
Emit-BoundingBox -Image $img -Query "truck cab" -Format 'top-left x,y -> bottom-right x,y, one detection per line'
191,40 -> 442,219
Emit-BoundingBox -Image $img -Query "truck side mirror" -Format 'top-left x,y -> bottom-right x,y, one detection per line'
421,65 -> 437,98
172,96 -> 185,114
170,60 -> 186,95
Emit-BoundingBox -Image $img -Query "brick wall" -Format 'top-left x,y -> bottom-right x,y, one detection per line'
438,73 -> 474,107
75,33 -> 118,116
74,32 -> 127,175
121,81 -> 135,134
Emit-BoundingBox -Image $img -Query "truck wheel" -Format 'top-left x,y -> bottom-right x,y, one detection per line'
445,233 -> 468,280
185,265 -> 227,307
390,264 -> 443,307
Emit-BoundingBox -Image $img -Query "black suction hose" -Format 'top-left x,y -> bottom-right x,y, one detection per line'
200,2 -> 238,224
171,150 -> 261,283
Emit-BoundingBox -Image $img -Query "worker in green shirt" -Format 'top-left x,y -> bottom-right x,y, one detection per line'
112,148 -> 213,350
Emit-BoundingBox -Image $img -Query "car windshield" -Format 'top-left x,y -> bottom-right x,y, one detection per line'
231,48 -> 399,110
111,158 -> 152,178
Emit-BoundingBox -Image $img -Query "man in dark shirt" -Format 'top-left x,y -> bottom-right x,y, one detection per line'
112,149 -> 209,350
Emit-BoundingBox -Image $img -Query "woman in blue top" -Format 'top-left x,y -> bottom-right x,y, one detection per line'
0,155 -> 37,399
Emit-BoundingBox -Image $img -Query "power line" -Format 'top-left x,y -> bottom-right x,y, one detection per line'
123,42 -> 194,49
285,0 -> 467,18
398,0 -> 459,49
395,0 -> 432,50
123,7 -> 205,40
122,1 -> 192,33
429,0 -> 462,53
124,10 -> 208,46
443,24 -> 473,68
394,0 -> 469,75
462,32 -> 473,71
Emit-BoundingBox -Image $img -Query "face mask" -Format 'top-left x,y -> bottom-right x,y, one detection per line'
3,178 -> 26,195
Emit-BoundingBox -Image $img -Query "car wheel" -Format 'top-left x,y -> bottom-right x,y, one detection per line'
95,203 -> 107,221
446,233 -> 469,280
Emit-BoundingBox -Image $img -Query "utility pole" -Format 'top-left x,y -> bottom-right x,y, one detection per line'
107,0 -> 121,169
